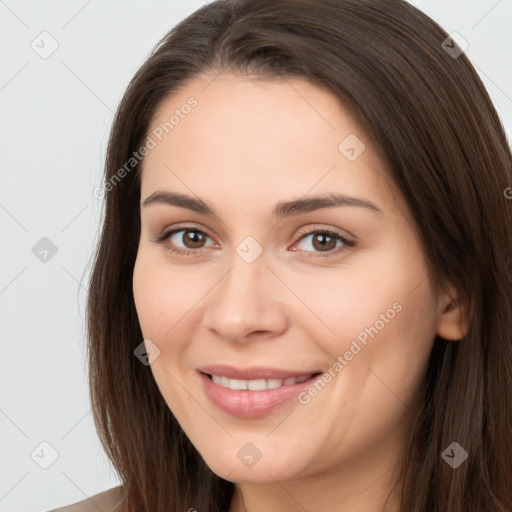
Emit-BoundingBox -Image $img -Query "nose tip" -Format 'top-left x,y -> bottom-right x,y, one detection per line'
200,256 -> 288,344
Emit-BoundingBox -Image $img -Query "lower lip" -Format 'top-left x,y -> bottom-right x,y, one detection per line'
198,371 -> 320,418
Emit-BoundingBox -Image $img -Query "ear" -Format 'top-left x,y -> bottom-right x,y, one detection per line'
435,281 -> 470,341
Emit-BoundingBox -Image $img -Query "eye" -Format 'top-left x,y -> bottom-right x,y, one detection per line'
292,227 -> 354,257
152,225 -> 355,258
152,227 -> 216,256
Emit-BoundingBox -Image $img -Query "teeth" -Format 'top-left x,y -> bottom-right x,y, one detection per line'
248,379 -> 266,391
230,379 -> 247,390
210,374 -> 313,390
266,379 -> 282,389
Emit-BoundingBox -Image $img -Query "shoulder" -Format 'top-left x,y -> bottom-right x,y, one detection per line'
47,486 -> 123,512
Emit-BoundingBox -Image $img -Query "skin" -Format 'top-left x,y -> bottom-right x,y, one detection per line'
132,72 -> 468,512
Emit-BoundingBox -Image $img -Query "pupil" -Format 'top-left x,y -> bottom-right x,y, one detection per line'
185,230 -> 204,248
313,233 -> 335,251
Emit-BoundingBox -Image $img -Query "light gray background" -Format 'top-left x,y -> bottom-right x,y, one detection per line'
1,1 -> 511,511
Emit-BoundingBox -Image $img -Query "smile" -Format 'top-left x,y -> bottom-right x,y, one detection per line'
208,373 -> 312,390
197,366 -> 322,418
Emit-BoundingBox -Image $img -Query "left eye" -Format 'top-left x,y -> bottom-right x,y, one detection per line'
294,229 -> 352,255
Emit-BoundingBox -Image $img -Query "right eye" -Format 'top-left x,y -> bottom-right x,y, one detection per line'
153,227 -> 217,256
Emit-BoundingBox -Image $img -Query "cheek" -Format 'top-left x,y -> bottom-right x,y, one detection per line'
132,255 -> 200,414
287,262 -> 406,345
132,253 -> 215,360
133,254 -> 185,349
295,247 -> 438,370
327,268 -> 438,415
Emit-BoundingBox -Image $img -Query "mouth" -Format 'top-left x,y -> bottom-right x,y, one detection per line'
197,366 -> 322,418
204,372 -> 316,390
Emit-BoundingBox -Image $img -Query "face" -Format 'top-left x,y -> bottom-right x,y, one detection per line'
132,73 -> 451,487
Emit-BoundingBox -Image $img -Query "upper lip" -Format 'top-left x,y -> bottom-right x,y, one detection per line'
197,364 -> 320,380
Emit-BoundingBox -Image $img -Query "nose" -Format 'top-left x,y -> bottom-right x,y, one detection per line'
200,250 -> 289,344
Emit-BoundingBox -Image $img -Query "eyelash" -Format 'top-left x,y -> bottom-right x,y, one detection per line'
152,225 -> 355,258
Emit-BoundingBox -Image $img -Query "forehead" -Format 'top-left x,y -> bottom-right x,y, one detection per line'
139,73 -> 396,213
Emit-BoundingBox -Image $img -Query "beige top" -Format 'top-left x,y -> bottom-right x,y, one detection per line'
49,486 -> 123,512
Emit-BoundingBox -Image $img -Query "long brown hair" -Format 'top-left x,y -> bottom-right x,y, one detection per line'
86,0 -> 512,510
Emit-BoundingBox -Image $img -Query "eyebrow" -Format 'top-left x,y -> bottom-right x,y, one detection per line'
141,190 -> 383,218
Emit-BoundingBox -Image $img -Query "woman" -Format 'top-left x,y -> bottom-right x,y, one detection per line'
52,0 -> 512,510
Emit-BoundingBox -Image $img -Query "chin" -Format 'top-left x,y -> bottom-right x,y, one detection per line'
195,439 -> 309,484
